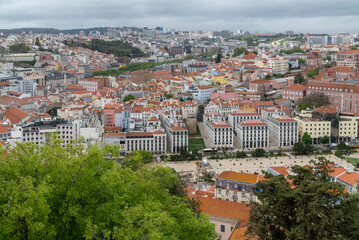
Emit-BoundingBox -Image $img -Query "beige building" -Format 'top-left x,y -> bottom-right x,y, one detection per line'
215,171 -> 259,204
295,117 -> 331,142
267,57 -> 289,74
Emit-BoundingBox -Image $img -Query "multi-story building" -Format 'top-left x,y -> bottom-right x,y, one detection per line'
181,101 -> 199,119
125,131 -> 166,154
305,52 -> 322,68
78,77 -> 109,92
215,171 -> 259,203
16,120 -> 81,147
265,115 -> 298,147
295,117 -> 331,144
267,57 -> 289,74
335,49 -> 359,69
328,166 -> 359,194
163,118 -> 188,153
104,130 -> 167,154
188,85 -> 215,104
206,121 -> 233,149
228,110 -> 259,127
237,120 -> 269,149
282,84 -> 306,102
306,81 -> 359,112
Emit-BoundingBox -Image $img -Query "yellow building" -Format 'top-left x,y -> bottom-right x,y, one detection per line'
295,117 -> 331,143
339,116 -> 358,140
212,73 -> 227,85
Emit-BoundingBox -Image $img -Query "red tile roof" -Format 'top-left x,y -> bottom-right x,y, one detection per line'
3,107 -> 29,124
217,171 -> 259,184
197,196 -> 251,220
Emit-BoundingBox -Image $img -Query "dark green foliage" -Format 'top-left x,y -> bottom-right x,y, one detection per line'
246,157 -> 359,240
123,94 -> 135,102
236,151 -> 247,158
65,39 -> 144,59
294,73 -> 304,84
280,47 -> 304,54
306,68 -> 320,77
9,43 -> 31,53
320,136 -> 330,145
0,138 -> 216,240
302,132 -> 312,144
215,51 -> 222,63
47,107 -> 61,117
233,47 -> 249,57
292,142 -> 314,155
298,58 -> 305,64
19,60 -> 37,66
93,59 -> 185,76
298,92 -> 330,109
251,148 -> 266,157
165,93 -> 173,99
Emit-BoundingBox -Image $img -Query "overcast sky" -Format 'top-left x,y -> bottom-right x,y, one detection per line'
1,0 -> 359,33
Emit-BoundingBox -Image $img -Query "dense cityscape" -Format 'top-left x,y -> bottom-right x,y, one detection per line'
1,25 -> 359,239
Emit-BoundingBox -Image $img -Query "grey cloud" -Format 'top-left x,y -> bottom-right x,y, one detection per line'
0,0 -> 359,32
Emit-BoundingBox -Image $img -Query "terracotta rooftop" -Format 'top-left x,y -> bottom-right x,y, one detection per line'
197,196 -> 251,220
3,107 -> 29,124
239,119 -> 267,126
217,171 -> 259,184
284,84 -> 306,91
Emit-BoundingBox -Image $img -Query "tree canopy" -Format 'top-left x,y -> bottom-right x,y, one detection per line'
306,68 -> 320,78
0,137 -> 216,240
123,94 -> 135,102
298,92 -> 330,110
9,43 -> 31,53
65,39 -> 144,59
246,157 -> 359,240
233,47 -> 249,57
294,73 -> 304,84
302,132 -> 312,145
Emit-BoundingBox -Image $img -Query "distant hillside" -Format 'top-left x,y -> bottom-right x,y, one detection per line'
0,27 -> 109,35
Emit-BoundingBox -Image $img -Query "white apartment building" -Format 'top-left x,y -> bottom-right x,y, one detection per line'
103,131 -> 167,154
78,79 -> 100,92
261,107 -> 285,122
267,57 -> 289,74
205,121 -> 233,149
125,131 -> 166,154
228,110 -> 260,135
163,118 -> 188,153
188,85 -> 214,104
19,120 -> 81,147
181,101 -> 199,119
237,120 -> 269,149
265,115 -> 299,147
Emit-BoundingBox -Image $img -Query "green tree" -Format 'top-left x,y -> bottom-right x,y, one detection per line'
302,132 -> 312,144
320,135 -> 330,145
215,50 -> 222,63
35,37 -> 41,47
292,142 -> 314,155
0,137 -> 217,240
165,93 -> 173,99
306,68 -> 320,77
47,106 -> 61,117
123,94 -> 135,102
294,73 -> 304,84
298,58 -> 305,64
233,47 -> 249,57
236,151 -> 247,159
298,92 -> 330,109
9,43 -> 31,53
246,158 -> 359,240
252,148 -> 266,157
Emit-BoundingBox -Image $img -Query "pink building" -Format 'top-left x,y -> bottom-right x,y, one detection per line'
282,84 -> 306,102
306,81 -> 359,112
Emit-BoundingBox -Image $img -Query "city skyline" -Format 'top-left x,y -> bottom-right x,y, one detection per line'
1,0 -> 359,33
